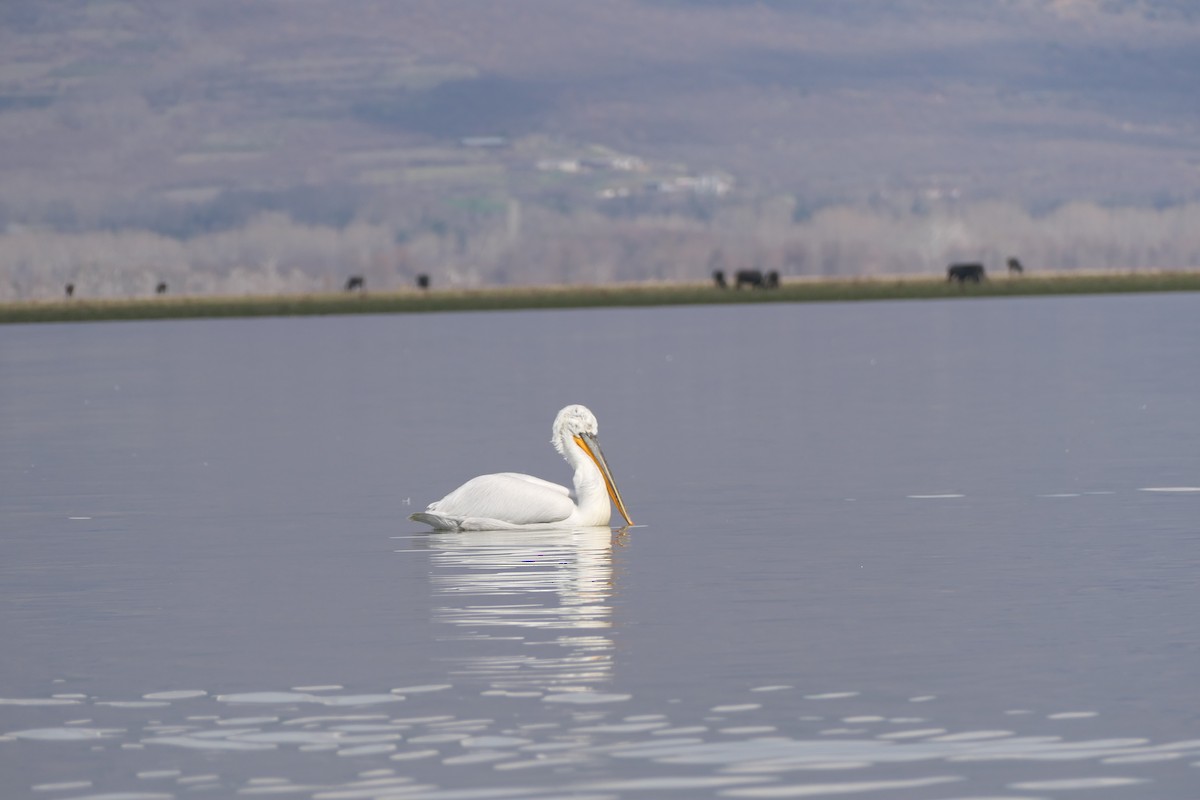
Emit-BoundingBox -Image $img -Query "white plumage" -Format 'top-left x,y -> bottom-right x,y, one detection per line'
411,405 -> 633,531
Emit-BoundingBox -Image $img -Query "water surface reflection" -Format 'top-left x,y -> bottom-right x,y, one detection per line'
4,298 -> 1199,798
420,528 -> 619,693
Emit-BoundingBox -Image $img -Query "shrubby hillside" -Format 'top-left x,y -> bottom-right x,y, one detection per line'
1,0 -> 1198,298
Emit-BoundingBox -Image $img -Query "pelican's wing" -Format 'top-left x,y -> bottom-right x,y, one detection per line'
493,472 -> 571,496
425,473 -> 575,526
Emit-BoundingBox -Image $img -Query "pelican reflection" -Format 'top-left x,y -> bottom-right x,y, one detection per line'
423,528 -> 618,692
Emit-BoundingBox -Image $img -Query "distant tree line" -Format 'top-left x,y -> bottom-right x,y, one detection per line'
4,196 -> 1200,300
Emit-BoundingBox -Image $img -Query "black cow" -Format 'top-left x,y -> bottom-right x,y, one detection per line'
947,263 -> 985,283
712,270 -> 727,289
735,269 -> 766,289
766,270 -> 780,289
155,281 -> 168,295
345,276 -> 365,292
65,283 -> 74,298
1007,258 -> 1024,275
416,274 -> 430,290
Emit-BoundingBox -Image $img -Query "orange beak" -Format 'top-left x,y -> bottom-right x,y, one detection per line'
574,432 -> 633,526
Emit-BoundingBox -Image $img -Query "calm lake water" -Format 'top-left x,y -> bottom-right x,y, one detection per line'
2,294 -> 1199,799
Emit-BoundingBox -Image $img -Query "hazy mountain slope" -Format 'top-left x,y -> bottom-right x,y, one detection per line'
3,0 -> 1197,209
1,0 -> 1198,296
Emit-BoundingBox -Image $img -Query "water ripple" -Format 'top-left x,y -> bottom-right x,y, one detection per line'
6,684 -> 1199,799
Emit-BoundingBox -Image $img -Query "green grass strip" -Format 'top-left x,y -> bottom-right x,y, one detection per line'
3,271 -> 1199,325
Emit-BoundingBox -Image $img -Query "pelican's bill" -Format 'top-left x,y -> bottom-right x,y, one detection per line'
574,432 -> 633,526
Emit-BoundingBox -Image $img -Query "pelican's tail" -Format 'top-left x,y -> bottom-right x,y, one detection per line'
409,511 -> 462,530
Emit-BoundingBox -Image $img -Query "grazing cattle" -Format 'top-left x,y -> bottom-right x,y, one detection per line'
735,269 -> 766,289
416,274 -> 430,290
345,276 -> 365,292
947,263 -> 985,283
156,282 -> 168,295
712,270 -> 727,289
1007,257 -> 1024,275
65,283 -> 74,298
766,270 -> 780,289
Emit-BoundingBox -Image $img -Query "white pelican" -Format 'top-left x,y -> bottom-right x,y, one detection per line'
410,404 -> 633,531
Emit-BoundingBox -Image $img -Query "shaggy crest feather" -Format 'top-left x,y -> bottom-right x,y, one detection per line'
551,404 -> 599,456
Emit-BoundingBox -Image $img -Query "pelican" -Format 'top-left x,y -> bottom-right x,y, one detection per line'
410,404 -> 633,531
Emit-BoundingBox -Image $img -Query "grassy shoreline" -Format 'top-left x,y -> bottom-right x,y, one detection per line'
3,270 -> 1199,325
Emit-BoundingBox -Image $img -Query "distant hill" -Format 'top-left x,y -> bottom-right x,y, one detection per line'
2,0 -> 1199,297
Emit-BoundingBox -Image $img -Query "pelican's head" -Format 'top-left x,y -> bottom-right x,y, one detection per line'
552,404 -> 633,526
551,404 -> 600,452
